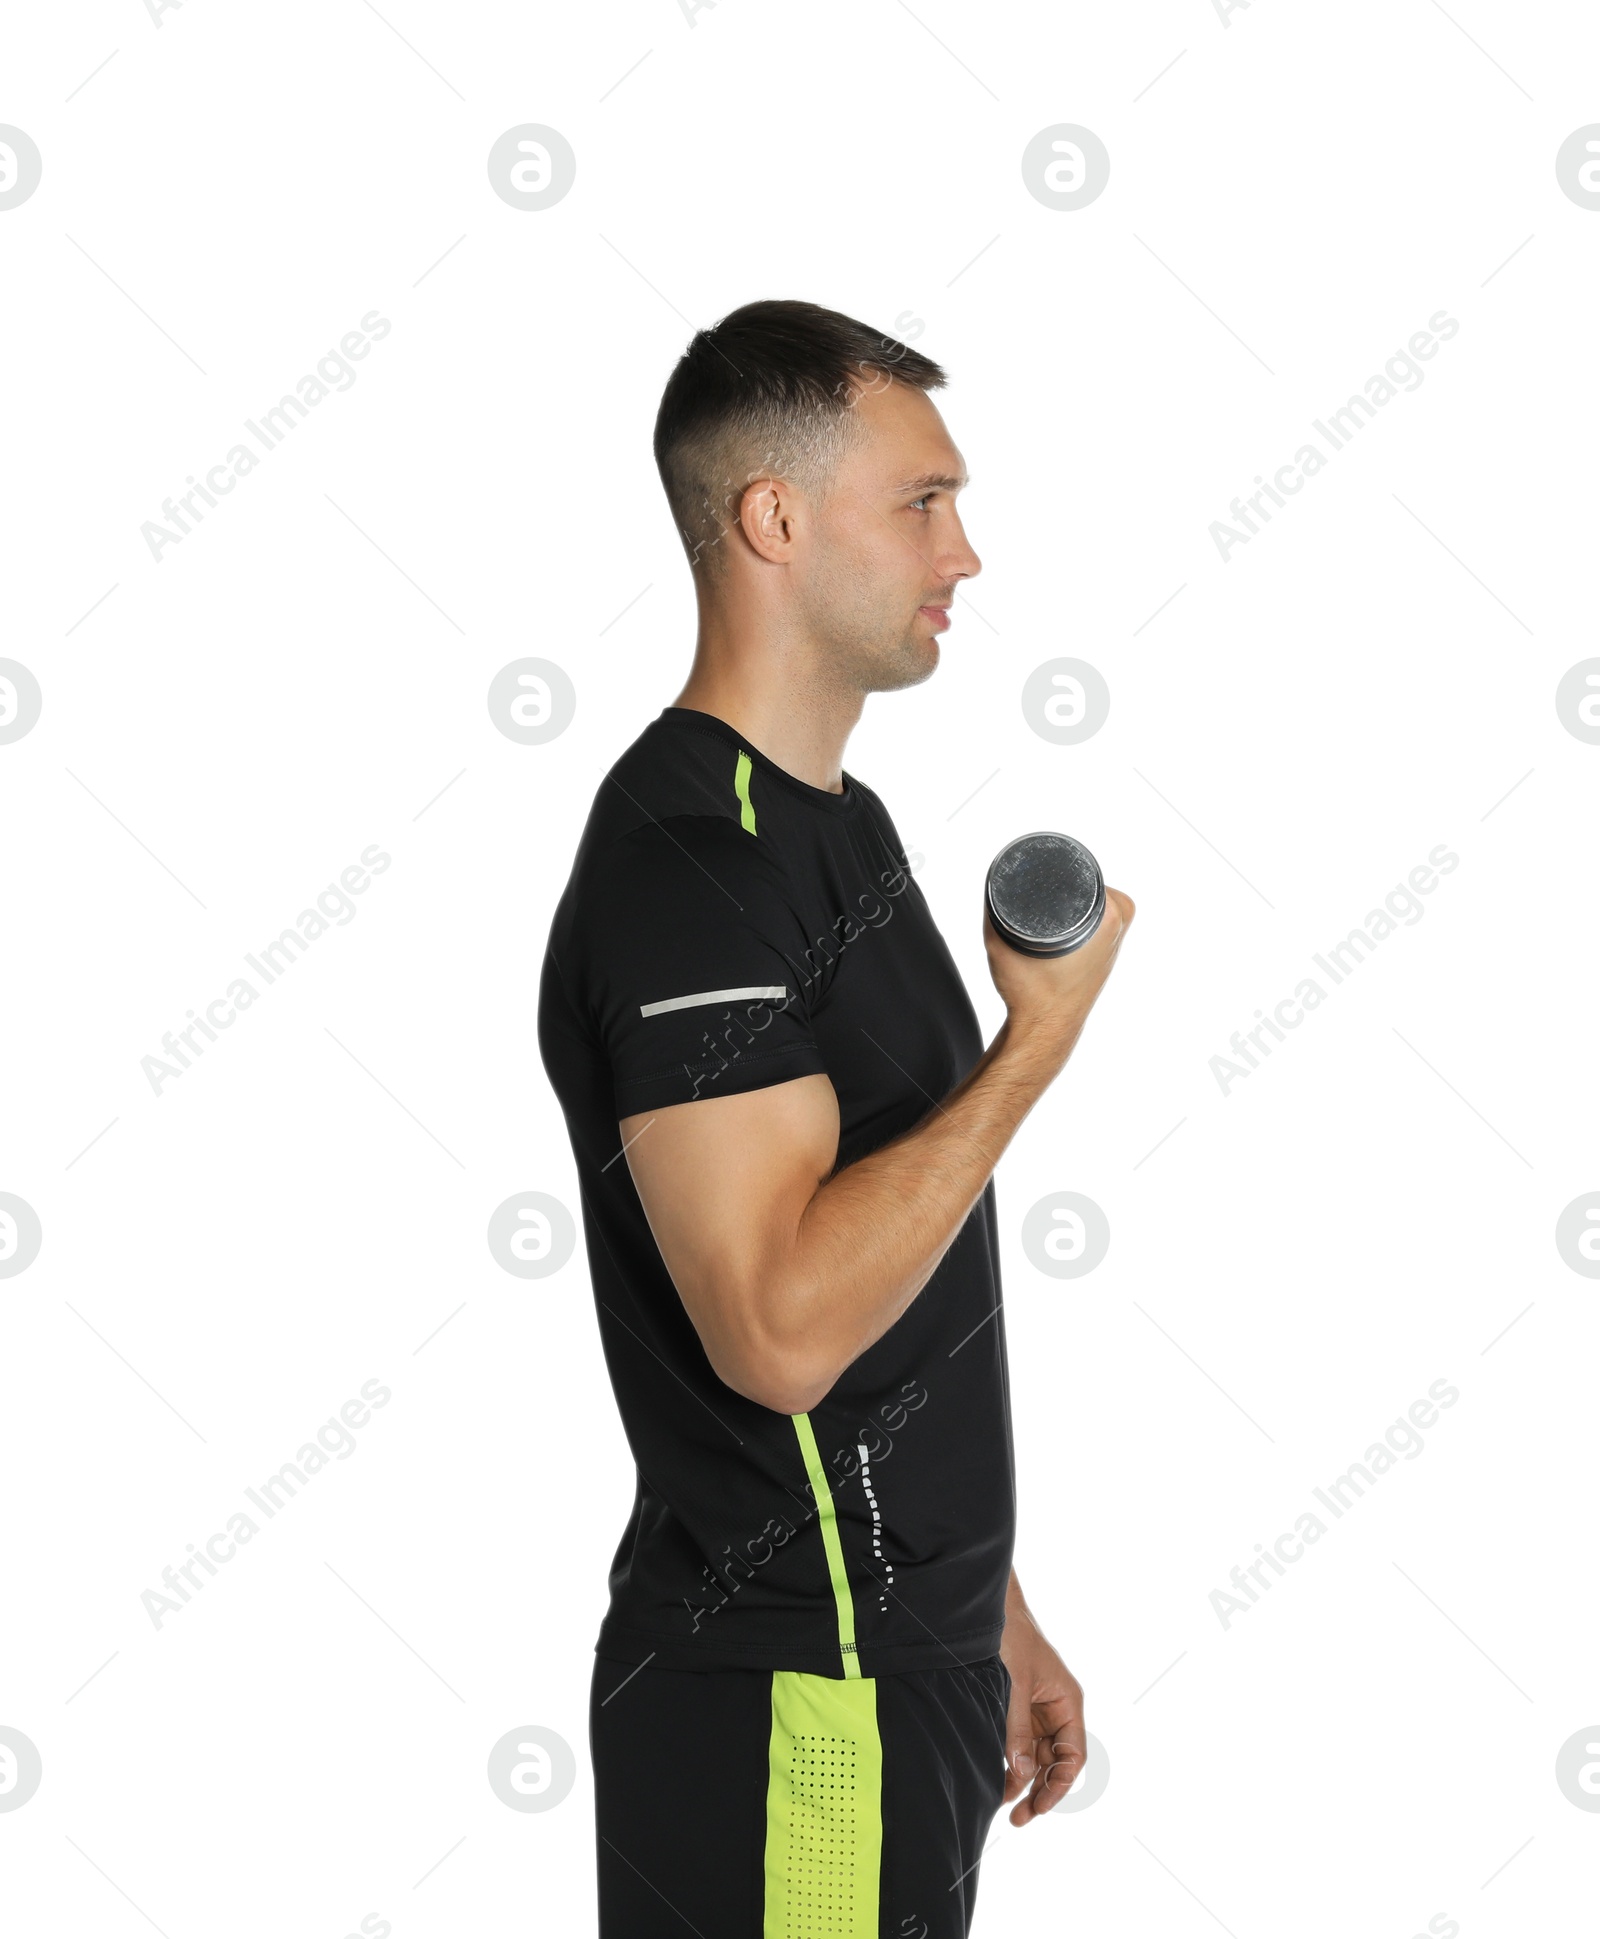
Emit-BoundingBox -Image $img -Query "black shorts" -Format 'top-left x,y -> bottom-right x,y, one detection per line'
590,1650 -> 1011,1937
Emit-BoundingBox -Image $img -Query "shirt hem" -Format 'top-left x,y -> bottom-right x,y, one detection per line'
594,1617 -> 1007,1679
613,1042 -> 829,1117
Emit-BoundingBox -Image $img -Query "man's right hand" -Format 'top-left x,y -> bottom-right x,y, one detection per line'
982,887 -> 1135,1058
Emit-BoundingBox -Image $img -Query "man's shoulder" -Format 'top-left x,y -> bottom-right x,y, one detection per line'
575,710 -> 750,860
561,728 -> 796,940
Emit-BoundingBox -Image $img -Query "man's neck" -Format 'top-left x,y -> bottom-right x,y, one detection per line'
672,606 -> 863,797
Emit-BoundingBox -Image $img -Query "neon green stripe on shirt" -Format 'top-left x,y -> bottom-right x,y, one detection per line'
734,749 -> 757,834
790,1412 -> 860,1678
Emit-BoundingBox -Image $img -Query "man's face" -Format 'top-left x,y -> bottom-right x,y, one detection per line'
793,377 -> 981,694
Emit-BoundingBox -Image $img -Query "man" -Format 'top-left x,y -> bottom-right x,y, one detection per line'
537,299 -> 1134,1936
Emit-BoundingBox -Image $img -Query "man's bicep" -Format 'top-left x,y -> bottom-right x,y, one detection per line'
620,1073 -> 840,1407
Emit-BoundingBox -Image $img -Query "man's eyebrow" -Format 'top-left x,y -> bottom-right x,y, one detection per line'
894,471 -> 968,494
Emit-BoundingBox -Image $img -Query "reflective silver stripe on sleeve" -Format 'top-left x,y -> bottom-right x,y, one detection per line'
639,985 -> 789,1018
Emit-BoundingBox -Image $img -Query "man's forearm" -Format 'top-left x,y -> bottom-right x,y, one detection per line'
765,1014 -> 1080,1405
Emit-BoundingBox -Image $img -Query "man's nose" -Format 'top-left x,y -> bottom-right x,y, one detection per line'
943,516 -> 981,582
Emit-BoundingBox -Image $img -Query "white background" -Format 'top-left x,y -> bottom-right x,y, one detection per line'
3,0 -> 1598,1934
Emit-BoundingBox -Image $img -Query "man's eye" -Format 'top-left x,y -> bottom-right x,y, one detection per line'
908,495 -> 931,512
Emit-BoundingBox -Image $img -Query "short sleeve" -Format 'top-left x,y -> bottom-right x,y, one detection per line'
580,816 -> 829,1117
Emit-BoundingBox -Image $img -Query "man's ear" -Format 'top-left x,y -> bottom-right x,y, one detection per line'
737,475 -> 802,566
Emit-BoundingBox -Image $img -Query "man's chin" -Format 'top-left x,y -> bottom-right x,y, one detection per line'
870,635 -> 939,693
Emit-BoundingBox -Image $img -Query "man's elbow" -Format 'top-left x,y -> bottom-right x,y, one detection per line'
712,1308 -> 832,1417
727,1368 -> 832,1417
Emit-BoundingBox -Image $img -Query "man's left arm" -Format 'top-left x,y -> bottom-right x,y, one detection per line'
998,1567 -> 1088,1824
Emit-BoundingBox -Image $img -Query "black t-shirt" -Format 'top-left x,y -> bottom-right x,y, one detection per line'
537,707 -> 1016,1677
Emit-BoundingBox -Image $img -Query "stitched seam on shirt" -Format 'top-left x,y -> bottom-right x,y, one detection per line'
591,802 -> 740,868
594,776 -> 818,948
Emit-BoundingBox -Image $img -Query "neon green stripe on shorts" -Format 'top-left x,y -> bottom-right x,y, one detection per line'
763,1669 -> 883,1937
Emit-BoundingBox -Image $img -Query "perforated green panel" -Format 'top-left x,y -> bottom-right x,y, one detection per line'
763,1670 -> 882,1938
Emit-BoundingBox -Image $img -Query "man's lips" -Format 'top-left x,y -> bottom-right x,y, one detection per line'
918,604 -> 952,632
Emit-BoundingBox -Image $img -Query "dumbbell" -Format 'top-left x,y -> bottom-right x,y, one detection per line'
985,831 -> 1105,957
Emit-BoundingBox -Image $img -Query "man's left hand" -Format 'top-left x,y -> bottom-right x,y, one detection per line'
998,1597 -> 1086,1825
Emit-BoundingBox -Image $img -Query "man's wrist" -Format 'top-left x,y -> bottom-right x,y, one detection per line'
992,1008 -> 1083,1086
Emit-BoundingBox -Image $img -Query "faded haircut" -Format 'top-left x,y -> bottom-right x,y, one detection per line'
652,299 -> 946,574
